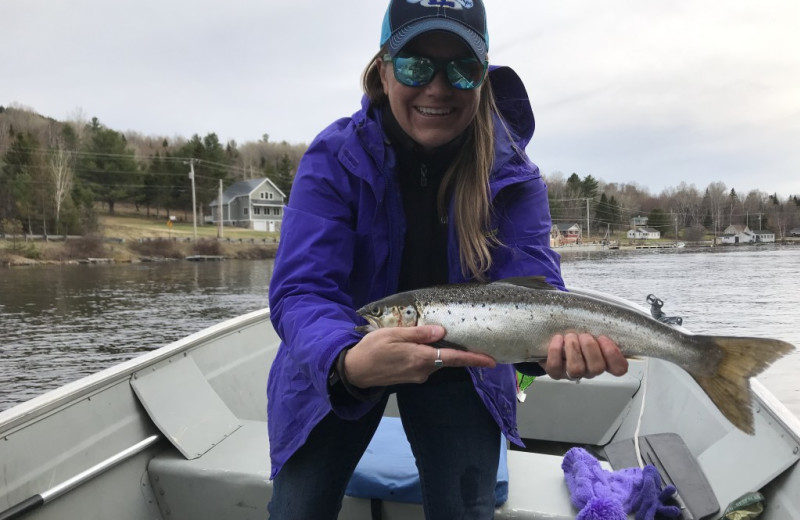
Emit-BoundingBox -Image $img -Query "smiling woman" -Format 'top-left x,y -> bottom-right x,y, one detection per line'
263,0 -> 628,518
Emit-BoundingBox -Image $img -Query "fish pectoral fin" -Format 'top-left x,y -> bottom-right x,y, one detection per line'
429,339 -> 468,351
492,276 -> 559,291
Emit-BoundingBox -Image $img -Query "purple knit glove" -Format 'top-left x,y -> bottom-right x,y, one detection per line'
562,448 -> 642,520
632,465 -> 682,520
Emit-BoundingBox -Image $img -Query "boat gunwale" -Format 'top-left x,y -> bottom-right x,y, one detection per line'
0,308 -> 272,433
751,378 -> 800,444
2,304 -> 798,446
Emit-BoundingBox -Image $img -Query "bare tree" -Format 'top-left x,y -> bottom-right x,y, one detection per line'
704,181 -> 728,236
742,190 -> 769,229
50,146 -> 74,235
670,182 -> 703,229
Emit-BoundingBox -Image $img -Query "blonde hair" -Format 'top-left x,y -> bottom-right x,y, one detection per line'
362,50 -> 500,281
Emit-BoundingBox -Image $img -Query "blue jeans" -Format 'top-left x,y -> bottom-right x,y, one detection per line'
268,369 -> 501,519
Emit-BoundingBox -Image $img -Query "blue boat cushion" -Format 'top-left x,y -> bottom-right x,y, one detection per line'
345,416 -> 509,507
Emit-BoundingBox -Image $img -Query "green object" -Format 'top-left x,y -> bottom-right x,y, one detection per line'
723,492 -> 765,519
516,372 -> 536,393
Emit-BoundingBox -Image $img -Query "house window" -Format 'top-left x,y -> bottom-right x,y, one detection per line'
260,192 -> 266,199
243,208 -> 249,216
254,207 -> 261,215
273,208 -> 282,216
268,193 -> 274,200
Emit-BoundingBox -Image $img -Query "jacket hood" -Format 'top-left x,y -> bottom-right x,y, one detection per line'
488,65 -> 535,148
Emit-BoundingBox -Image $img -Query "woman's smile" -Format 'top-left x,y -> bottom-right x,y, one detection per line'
379,32 -> 482,150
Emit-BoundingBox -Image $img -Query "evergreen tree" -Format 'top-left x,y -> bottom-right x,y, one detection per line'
0,131 -> 41,231
647,208 -> 671,237
77,118 -> 140,215
581,175 -> 599,199
177,133 -> 232,212
273,154 -> 295,201
595,193 -> 611,228
565,173 -> 582,199
608,196 -> 621,227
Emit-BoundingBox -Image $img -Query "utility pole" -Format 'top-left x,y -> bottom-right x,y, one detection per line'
674,213 -> 678,244
217,179 -> 224,238
188,160 -> 198,242
586,198 -> 590,242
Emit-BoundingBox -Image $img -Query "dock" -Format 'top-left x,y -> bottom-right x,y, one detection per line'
185,255 -> 225,262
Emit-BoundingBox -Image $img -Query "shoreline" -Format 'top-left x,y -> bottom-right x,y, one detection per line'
1,235 -> 279,268
5,237 -> 799,269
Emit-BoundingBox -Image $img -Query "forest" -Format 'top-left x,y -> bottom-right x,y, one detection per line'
1,104 -> 798,239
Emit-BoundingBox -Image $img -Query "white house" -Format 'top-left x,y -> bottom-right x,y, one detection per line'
551,223 -> 582,245
208,177 -> 286,232
718,224 -> 753,245
627,227 -> 661,240
752,230 -> 775,243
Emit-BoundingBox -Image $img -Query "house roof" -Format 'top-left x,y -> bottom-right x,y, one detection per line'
555,223 -> 581,231
723,224 -> 750,234
209,177 -> 285,206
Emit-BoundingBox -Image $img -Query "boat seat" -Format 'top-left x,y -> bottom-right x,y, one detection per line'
516,365 -> 644,446
146,420 -> 587,520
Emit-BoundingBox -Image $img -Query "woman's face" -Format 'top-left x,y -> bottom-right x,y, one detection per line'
379,32 -> 483,151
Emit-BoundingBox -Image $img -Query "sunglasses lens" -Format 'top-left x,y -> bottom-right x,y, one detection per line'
393,56 -> 436,87
391,55 -> 486,90
447,58 -> 486,90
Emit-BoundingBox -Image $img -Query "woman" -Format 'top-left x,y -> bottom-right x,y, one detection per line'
267,1 -> 628,518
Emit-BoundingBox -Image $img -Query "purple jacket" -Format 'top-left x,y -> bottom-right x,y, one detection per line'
267,65 -> 564,478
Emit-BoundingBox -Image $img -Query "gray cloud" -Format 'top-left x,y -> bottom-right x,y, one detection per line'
2,0 -> 798,196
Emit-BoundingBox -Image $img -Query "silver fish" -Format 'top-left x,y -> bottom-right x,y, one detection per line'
356,277 -> 795,435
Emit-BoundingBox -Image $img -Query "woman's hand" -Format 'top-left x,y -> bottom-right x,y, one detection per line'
343,325 -> 496,388
542,333 -> 628,380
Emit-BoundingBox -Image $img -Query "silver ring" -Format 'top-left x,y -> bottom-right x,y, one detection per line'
565,370 -> 581,383
434,348 -> 444,368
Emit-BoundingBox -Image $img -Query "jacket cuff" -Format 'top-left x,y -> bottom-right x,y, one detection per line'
329,348 -> 385,406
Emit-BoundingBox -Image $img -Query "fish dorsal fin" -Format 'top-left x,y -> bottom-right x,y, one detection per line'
492,276 -> 559,291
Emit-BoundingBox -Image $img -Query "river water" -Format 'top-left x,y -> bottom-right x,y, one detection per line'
1,245 -> 798,418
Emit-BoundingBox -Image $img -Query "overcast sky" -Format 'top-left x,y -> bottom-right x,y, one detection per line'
2,0 -> 799,197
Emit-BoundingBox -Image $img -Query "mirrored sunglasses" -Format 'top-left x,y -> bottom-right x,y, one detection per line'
383,53 -> 488,90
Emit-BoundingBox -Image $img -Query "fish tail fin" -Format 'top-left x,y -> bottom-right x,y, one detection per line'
689,336 -> 794,435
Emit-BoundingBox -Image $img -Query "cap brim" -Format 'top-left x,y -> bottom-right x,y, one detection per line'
387,18 -> 487,62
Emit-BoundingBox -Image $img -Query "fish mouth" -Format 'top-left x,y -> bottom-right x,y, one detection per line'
355,310 -> 380,333
354,324 -> 375,335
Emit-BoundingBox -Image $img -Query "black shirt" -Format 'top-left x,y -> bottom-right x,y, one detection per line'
382,105 -> 463,292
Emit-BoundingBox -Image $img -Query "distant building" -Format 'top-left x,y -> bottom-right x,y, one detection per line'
208,177 -> 286,232
630,215 -> 648,228
790,228 -> 800,237
719,224 -> 753,245
752,230 -> 775,243
551,223 -> 582,245
627,227 -> 661,240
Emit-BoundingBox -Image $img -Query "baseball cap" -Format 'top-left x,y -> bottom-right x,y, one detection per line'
380,0 -> 489,62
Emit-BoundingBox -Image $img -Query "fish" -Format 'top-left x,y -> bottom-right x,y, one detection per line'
356,277 -> 796,435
